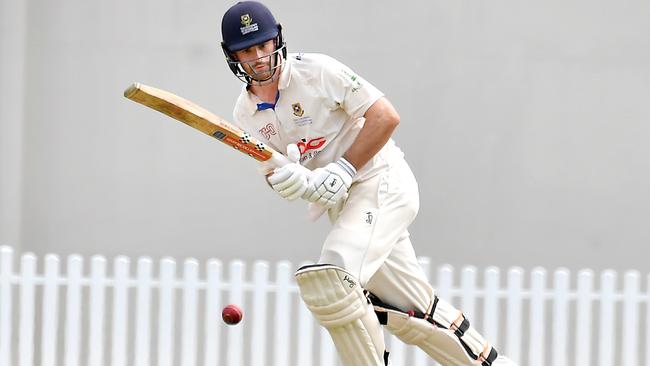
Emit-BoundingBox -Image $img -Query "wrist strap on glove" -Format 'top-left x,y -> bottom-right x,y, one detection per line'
336,157 -> 357,178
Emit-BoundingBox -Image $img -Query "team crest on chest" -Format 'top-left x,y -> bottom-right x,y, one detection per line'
292,102 -> 304,117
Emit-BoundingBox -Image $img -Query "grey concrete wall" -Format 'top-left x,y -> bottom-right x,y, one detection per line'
0,0 -> 27,252
1,0 -> 649,271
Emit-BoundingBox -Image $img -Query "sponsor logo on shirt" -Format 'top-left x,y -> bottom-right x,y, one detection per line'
297,137 -> 326,154
240,14 -> 259,35
296,136 -> 326,163
341,69 -> 363,93
258,123 -> 276,140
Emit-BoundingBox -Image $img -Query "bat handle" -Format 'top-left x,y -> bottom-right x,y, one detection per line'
267,151 -> 292,168
267,150 -> 328,221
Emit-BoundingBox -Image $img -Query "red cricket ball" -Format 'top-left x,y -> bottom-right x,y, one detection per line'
221,304 -> 243,325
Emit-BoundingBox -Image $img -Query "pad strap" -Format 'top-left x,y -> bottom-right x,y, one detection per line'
368,292 -> 499,366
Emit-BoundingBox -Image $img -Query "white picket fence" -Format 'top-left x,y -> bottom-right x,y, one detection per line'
1,245 -> 649,366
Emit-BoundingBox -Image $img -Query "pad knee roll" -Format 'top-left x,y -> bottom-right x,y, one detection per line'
295,264 -> 388,366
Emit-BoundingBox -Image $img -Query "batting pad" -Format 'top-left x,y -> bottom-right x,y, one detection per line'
373,295 -> 511,366
295,264 -> 388,366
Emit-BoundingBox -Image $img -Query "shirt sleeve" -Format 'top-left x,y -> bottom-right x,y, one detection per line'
318,55 -> 385,120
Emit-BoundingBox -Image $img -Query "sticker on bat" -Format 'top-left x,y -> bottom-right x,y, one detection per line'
213,131 -> 227,140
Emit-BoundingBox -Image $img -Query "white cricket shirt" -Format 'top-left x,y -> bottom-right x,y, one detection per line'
233,53 -> 405,181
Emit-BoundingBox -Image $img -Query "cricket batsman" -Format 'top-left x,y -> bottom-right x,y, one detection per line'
220,2 -> 516,365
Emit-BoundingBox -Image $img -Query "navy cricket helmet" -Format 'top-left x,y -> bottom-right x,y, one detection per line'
221,1 -> 287,84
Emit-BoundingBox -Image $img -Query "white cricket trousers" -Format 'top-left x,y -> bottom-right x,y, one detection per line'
319,156 -> 433,313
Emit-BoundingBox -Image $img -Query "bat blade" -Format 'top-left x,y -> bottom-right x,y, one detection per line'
124,82 -> 288,166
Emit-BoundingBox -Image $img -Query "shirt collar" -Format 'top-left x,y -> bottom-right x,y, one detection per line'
256,91 -> 280,111
278,54 -> 293,90
240,87 -> 259,116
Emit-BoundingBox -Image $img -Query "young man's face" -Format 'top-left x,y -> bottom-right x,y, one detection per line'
233,40 -> 277,81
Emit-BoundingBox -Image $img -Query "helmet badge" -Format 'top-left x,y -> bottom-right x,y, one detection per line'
240,14 -> 252,26
239,14 -> 258,35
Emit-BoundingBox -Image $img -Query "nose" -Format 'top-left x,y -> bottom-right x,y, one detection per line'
253,47 -> 267,59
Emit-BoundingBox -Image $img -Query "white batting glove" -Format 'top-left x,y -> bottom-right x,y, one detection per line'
306,157 -> 356,208
266,144 -> 314,201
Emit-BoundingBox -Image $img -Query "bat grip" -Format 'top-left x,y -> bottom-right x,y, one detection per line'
267,151 -> 292,168
267,150 -> 328,221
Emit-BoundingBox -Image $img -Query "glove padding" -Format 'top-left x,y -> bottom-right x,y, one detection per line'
266,144 -> 314,201
306,157 -> 356,207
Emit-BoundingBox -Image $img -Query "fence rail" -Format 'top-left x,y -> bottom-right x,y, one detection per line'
1,245 -> 649,365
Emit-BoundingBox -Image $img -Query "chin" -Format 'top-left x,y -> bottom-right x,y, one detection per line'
253,73 -> 272,81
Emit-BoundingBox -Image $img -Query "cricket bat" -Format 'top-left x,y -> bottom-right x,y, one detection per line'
123,82 -> 289,168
